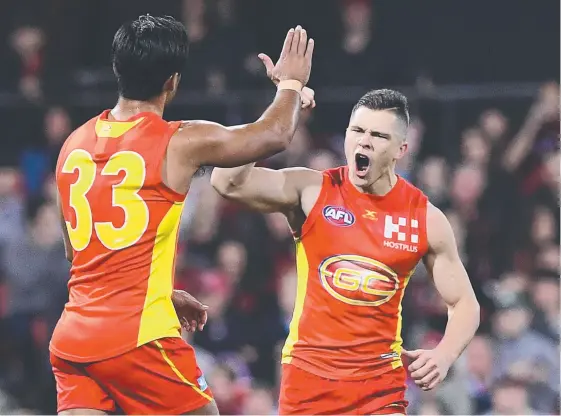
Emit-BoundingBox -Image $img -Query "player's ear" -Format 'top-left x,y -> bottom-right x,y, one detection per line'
395,140 -> 408,160
164,73 -> 181,93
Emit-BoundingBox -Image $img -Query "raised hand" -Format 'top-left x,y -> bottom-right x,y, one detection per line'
258,25 -> 314,86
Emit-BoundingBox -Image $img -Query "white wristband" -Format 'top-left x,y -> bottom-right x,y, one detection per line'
277,80 -> 303,93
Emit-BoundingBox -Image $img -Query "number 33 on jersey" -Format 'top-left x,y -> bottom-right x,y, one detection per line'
62,149 -> 149,251
52,111 -> 187,363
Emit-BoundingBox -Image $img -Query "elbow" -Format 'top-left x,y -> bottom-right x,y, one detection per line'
210,170 -> 230,196
210,169 -> 239,197
449,295 -> 481,325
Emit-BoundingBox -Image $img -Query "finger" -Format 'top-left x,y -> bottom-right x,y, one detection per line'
408,355 -> 430,372
302,87 -> 315,98
411,365 -> 433,380
425,376 -> 441,391
198,311 -> 207,331
291,25 -> 302,53
257,53 -> 275,75
304,38 -> 315,59
402,349 -> 423,359
311,99 -> 316,109
279,28 -> 295,59
419,369 -> 440,386
298,28 -> 308,55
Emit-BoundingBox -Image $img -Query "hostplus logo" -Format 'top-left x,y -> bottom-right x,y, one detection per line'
383,215 -> 419,253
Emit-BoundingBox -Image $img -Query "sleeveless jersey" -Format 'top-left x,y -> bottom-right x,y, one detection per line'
281,166 -> 429,380
50,110 -> 185,362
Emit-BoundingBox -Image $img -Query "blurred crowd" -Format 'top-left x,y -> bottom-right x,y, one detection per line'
0,0 -> 559,415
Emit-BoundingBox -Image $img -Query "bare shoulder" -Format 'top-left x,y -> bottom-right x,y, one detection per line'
426,203 -> 456,252
170,120 -> 223,146
282,167 -> 323,216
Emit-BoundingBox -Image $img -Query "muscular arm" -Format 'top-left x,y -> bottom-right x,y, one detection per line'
176,89 -> 302,169
211,164 -> 322,215
423,204 -> 480,363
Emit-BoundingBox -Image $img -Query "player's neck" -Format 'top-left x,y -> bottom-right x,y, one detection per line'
354,168 -> 398,196
111,96 -> 166,120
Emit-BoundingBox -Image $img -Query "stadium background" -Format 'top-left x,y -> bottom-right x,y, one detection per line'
0,0 -> 559,414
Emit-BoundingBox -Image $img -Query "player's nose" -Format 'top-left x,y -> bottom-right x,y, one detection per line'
357,136 -> 373,151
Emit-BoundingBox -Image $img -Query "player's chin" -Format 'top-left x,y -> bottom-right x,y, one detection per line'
351,169 -> 371,185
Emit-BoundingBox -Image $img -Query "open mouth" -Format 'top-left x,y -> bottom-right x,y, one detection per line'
355,153 -> 370,177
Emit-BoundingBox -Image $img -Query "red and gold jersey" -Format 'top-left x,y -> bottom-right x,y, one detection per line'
50,110 -> 185,362
282,166 -> 428,380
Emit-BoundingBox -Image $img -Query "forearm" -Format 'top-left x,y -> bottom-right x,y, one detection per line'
211,162 -> 256,192
503,115 -> 542,170
195,89 -> 301,168
248,89 -> 302,153
436,296 -> 480,362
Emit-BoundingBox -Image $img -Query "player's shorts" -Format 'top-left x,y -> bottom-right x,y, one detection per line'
279,364 -> 408,415
51,337 -> 213,414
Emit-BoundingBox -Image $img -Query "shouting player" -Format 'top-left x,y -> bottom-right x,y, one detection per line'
51,16 -> 314,415
211,88 -> 481,414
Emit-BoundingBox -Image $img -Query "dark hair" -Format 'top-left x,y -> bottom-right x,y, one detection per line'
112,15 -> 189,101
352,89 -> 410,128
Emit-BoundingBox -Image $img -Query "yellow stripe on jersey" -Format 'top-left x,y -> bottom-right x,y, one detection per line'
154,340 -> 212,402
281,240 -> 310,363
137,202 -> 184,347
95,117 -> 144,138
390,269 -> 414,369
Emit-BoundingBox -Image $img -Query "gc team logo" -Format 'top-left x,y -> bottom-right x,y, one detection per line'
322,206 -> 355,227
319,255 -> 399,306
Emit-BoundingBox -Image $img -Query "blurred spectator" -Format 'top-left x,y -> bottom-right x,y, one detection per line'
460,128 -> 491,167
417,157 -> 449,207
1,197 -> 68,408
20,106 -> 72,196
530,275 -> 560,342
465,335 -> 494,413
0,168 -> 24,247
9,26 -> 44,101
486,378 -> 540,415
491,294 -> 559,396
241,382 -> 276,415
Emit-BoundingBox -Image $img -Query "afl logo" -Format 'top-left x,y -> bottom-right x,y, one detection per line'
319,255 -> 399,306
322,206 -> 355,227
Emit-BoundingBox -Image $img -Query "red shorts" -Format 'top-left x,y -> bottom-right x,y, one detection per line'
51,337 -> 213,414
279,364 -> 408,415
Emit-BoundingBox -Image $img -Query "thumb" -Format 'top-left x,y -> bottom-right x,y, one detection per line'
401,349 -> 422,359
257,53 -> 274,74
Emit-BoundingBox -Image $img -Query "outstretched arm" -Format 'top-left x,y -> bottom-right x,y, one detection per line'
176,26 -> 314,168
211,165 -> 322,214
404,204 -> 479,391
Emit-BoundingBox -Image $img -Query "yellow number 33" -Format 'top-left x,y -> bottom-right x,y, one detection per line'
61,149 -> 150,252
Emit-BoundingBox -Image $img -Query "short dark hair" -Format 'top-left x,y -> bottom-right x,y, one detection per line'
112,15 -> 189,101
352,89 -> 410,128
